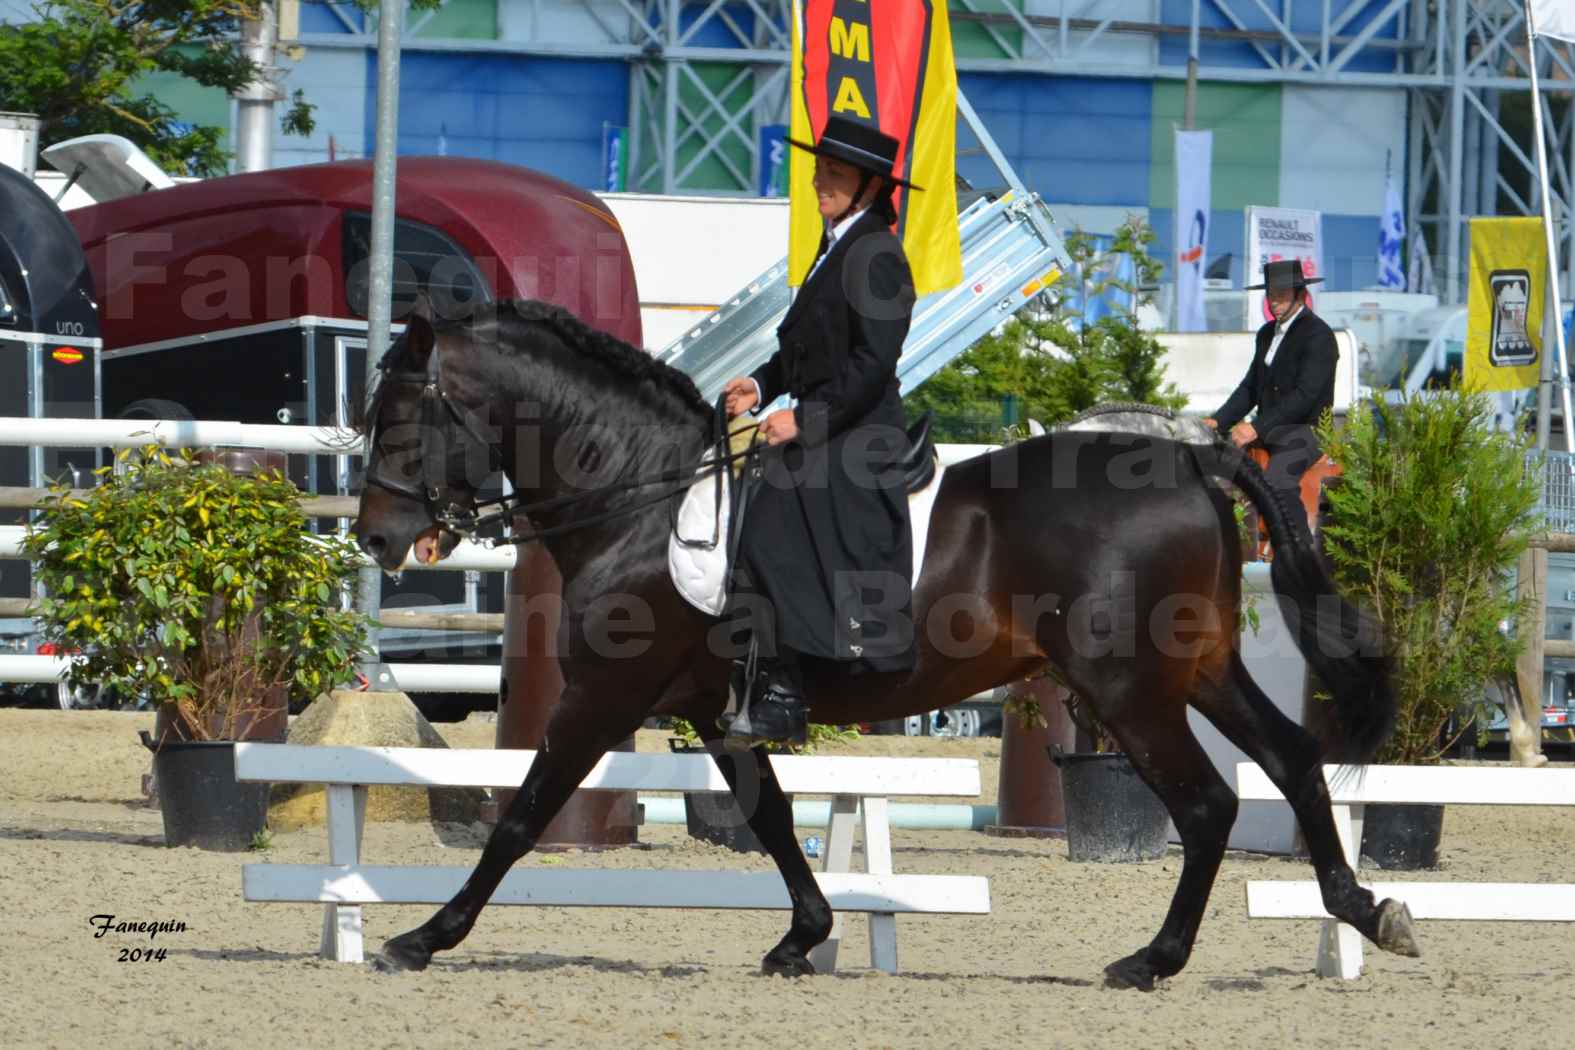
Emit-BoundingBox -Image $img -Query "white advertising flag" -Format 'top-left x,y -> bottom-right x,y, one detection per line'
1174,130 -> 1213,332
1377,167 -> 1406,290
1244,206 -> 1324,328
1530,0 -> 1575,43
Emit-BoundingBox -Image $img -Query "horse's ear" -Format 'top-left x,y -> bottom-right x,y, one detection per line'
411,291 -> 433,322
403,307 -> 435,366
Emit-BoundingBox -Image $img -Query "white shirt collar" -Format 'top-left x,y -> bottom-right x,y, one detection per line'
827,206 -> 868,246
1275,303 -> 1305,333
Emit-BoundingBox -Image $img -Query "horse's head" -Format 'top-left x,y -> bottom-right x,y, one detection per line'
352,304 -> 493,572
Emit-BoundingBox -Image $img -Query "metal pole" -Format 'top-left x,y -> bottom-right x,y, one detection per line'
1462,87 -> 1480,218
1566,100 -> 1575,304
356,0 -> 405,669
1444,0 -> 1466,305
1479,89 -> 1500,217
234,2 -> 279,172
1524,0 -> 1574,453
1184,0 -> 1200,130
1406,88 -> 1425,292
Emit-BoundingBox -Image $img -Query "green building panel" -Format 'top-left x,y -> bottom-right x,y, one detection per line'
130,50 -> 231,132
410,0 -> 498,40
948,0 -> 1022,62
1148,81 -> 1282,211
674,62 -> 755,193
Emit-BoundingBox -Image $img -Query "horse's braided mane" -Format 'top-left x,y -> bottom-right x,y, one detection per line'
475,299 -> 712,418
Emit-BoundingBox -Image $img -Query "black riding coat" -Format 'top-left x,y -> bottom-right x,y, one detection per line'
1213,308 -> 1339,449
740,209 -> 917,672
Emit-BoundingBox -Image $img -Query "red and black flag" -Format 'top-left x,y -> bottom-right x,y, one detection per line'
789,0 -> 961,296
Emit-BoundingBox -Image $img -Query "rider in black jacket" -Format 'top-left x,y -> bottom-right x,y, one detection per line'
1205,259 -> 1338,491
719,116 -> 920,747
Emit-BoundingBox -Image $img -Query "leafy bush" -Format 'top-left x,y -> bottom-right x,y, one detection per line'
22,448 -> 371,740
904,217 -> 1185,440
1317,387 -> 1541,764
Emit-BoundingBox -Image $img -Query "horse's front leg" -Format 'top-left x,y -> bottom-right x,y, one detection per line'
377,692 -> 636,972
694,722 -> 833,975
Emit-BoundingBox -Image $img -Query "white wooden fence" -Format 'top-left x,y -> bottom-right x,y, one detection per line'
234,744 -> 991,973
1238,762 -> 1575,978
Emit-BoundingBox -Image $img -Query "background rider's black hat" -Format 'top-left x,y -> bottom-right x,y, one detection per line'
1244,258 -> 1324,292
786,115 -> 924,192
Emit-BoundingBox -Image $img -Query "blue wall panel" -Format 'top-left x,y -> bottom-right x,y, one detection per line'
300,3 -> 360,35
959,73 -> 1152,207
1322,214 -> 1384,289
1157,0 -> 1396,73
1150,207 -> 1245,286
374,53 -> 629,188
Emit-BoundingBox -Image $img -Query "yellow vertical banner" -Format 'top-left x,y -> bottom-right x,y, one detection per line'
789,0 -> 962,296
1465,216 -> 1547,393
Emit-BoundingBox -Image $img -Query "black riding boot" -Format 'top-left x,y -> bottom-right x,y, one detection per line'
725,653 -> 807,749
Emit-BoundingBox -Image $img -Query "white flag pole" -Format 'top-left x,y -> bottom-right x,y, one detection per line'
1526,0 -> 1574,453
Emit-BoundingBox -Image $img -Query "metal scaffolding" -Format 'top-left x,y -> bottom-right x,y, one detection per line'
293,1 -> 1575,301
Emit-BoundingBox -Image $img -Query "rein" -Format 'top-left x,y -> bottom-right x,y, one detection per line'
364,348 -> 764,549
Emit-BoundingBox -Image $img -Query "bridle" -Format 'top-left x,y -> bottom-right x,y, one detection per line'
362,342 -> 506,533
362,344 -> 764,549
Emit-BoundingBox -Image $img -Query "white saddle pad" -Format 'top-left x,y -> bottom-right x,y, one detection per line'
668,455 -> 947,617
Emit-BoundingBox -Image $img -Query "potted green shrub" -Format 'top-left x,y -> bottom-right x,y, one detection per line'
22,447 -> 370,850
1317,386 -> 1540,869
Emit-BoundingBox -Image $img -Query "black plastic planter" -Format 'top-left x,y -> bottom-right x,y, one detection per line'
1052,750 -> 1170,863
683,791 -> 775,854
669,738 -> 790,854
141,732 -> 268,851
1359,802 -> 1444,871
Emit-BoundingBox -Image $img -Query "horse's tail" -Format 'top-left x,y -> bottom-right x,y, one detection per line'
1187,441 -> 1395,763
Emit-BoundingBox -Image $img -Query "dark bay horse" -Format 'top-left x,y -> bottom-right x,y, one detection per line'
351,298 -> 1419,989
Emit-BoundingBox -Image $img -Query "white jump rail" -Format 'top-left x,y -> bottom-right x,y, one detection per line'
1237,762 -> 1575,978
0,654 -> 503,693
0,524 -> 517,573
234,744 -> 990,973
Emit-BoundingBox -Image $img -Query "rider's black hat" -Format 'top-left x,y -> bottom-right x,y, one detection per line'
786,115 -> 924,192
1244,258 -> 1324,292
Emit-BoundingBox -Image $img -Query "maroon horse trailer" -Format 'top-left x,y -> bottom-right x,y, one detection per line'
62,157 -> 644,716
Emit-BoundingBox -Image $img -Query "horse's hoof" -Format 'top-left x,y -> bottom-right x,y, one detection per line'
761,950 -> 816,977
1103,952 -> 1159,992
375,933 -> 432,973
1374,898 -> 1421,958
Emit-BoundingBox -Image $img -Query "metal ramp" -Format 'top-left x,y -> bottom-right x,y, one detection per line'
656,92 -> 1070,402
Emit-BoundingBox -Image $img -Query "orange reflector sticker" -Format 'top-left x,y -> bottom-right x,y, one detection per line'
51,347 -> 84,365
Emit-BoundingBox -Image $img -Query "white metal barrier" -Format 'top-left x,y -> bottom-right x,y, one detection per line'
1237,762 -> 1575,978
0,416 -> 356,454
0,525 -> 517,572
0,654 -> 503,694
234,744 -> 991,973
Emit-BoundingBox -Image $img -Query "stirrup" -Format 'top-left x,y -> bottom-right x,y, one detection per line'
725,659 -> 807,749
716,640 -> 758,733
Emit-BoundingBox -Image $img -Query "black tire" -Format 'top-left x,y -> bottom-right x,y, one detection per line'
117,398 -> 195,421
410,691 -> 495,723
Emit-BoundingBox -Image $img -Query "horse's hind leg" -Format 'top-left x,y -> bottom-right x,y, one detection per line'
1190,655 -> 1420,960
1093,696 -> 1240,990
377,692 -> 638,972
694,721 -> 833,975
